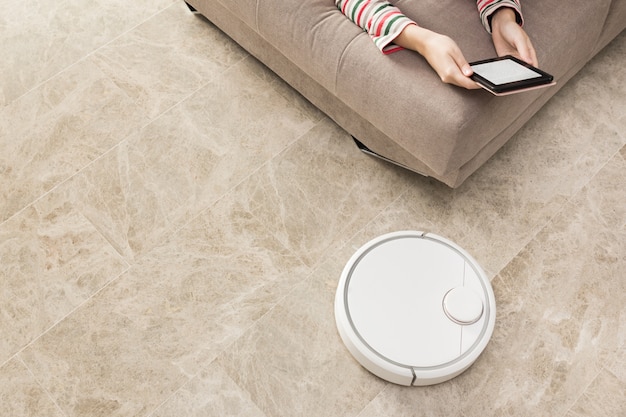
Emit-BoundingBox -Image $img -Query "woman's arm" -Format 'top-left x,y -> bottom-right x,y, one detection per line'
489,7 -> 538,66
335,0 -> 537,89
394,25 -> 480,89
335,0 -> 479,88
476,0 -> 524,33
334,0 -> 416,54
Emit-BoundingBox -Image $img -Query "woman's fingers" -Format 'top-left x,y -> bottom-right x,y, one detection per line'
419,30 -> 480,89
491,8 -> 539,67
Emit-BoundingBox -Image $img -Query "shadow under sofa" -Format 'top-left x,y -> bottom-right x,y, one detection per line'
184,0 -> 626,187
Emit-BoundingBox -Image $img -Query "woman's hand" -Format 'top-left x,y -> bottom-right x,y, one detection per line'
395,25 -> 480,90
490,8 -> 538,66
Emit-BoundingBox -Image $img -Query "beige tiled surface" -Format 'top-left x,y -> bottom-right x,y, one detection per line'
1,1 -> 624,416
0,0 -> 177,107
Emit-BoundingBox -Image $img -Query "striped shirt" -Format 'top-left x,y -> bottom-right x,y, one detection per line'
335,0 -> 524,54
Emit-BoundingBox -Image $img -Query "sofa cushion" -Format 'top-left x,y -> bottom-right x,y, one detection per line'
256,0 -> 355,94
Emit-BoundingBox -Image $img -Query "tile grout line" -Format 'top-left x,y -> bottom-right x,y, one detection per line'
142,232 -> 322,417
5,2 -> 179,108
307,185 -> 413,273
559,369 -> 603,417
353,382 -> 391,417
201,265 -> 327,417
0,138 -> 131,230
0,264 -> 131,371
561,342 -> 625,417
128,114 -> 326,268
16,355 -> 70,417
488,144 -> 622,281
144,272 -> 310,417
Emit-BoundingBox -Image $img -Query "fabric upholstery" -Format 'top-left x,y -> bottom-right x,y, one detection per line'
186,0 -> 625,187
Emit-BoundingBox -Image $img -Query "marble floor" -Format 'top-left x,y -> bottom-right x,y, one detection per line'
1,1 -> 624,416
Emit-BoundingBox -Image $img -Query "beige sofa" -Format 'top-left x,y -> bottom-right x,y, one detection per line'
185,0 -> 625,187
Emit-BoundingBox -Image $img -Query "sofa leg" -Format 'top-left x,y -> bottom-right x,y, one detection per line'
352,137 -> 399,166
352,137 -> 423,175
185,2 -> 198,12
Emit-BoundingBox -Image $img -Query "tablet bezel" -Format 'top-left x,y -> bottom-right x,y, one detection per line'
469,55 -> 554,94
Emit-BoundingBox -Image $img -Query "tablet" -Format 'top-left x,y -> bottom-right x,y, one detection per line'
469,55 -> 555,96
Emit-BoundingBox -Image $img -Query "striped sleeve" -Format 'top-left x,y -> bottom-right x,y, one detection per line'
335,0 -> 417,54
476,0 -> 524,33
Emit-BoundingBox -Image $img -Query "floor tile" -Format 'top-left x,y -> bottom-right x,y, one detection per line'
218,257 -> 387,417
0,358 -> 64,417
607,345 -> 626,381
356,383 -> 465,417
460,153 -> 625,416
67,55 -> 320,260
0,187 -> 128,365
234,118 -> 415,267
0,58 -> 148,224
0,0 -> 176,106
567,31 -> 626,136
91,2 -> 248,120
564,368 -> 626,417
19,192 -> 309,417
151,362 -> 267,417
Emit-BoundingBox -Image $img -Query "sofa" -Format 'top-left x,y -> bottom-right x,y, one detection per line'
184,0 -> 626,187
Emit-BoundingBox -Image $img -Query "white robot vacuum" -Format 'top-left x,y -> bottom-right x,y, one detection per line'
335,231 -> 495,386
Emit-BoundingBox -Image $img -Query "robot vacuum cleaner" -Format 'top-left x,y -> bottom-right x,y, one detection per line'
335,231 -> 495,386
